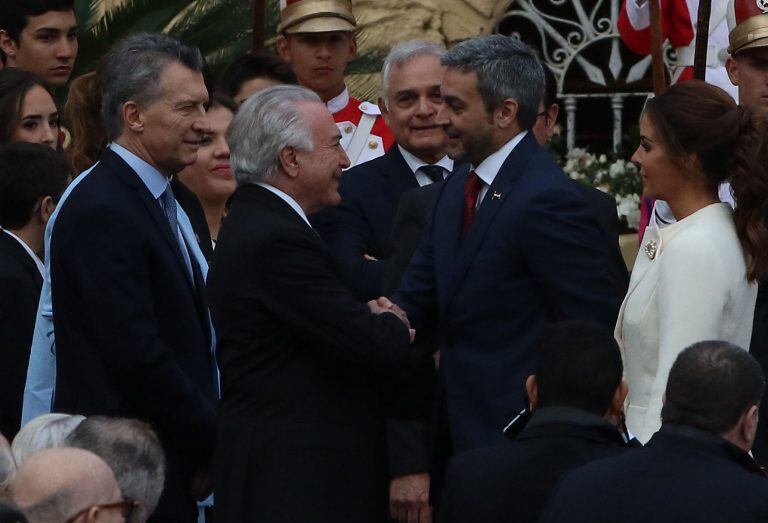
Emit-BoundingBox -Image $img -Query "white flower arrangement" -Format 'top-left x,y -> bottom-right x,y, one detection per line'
561,148 -> 642,232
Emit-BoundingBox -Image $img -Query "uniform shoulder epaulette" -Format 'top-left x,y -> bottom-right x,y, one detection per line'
357,101 -> 381,116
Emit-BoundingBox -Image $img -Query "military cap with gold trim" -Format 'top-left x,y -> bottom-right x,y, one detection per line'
278,0 -> 357,34
728,0 -> 768,55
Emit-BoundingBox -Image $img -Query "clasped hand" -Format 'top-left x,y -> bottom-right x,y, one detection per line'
368,296 -> 416,342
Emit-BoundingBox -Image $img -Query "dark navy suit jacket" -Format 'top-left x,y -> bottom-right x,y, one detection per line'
313,146 -> 420,300
0,232 -> 42,439
541,424 -> 768,522
440,407 -> 630,523
49,149 -> 218,522
395,133 -> 622,452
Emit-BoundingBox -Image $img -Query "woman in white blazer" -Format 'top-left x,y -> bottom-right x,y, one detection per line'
616,80 -> 768,443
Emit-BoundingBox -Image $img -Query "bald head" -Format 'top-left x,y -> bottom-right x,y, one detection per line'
11,448 -> 122,523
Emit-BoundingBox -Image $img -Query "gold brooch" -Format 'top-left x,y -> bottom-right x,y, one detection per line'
644,240 -> 657,260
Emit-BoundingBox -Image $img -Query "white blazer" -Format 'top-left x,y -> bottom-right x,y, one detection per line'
615,203 -> 756,443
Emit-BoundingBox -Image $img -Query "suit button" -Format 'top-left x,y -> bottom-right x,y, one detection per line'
344,125 -> 353,134
368,140 -> 378,149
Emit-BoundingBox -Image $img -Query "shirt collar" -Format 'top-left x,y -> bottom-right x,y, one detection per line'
256,183 -> 312,228
326,86 -> 350,115
2,229 -> 44,277
471,130 -> 528,186
109,142 -> 169,199
397,145 -> 454,177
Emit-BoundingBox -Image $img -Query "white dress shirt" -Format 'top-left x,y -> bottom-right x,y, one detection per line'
471,131 -> 528,206
398,146 -> 454,187
257,183 -> 312,228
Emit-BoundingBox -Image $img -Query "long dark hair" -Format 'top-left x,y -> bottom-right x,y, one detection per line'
0,68 -> 52,144
65,72 -> 106,174
644,80 -> 768,282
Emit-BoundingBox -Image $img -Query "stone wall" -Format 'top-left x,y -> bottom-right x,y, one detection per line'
354,0 -> 508,47
348,0 -> 510,100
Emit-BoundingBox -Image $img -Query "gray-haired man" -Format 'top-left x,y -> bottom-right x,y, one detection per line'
45,33 -> 218,522
312,40 -> 453,523
66,417 -> 166,523
206,84 -> 414,522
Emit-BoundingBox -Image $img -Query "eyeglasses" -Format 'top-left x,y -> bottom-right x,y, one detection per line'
65,497 -> 138,522
536,110 -> 549,122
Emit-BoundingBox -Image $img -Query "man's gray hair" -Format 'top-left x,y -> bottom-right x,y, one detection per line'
100,32 -> 206,141
0,444 -> 15,489
380,40 -> 445,106
12,413 -> 85,465
228,84 -> 320,185
442,35 -> 544,129
66,417 -> 165,523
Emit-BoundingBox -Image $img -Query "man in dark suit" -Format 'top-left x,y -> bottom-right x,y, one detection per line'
382,181 -> 445,296
0,143 -> 67,439
312,40 -> 455,522
48,34 -> 218,522
393,35 -> 622,454
439,321 -> 631,523
541,341 -> 768,522
206,85 -> 414,522
385,66 -> 632,299
313,40 -> 454,301
532,64 -> 629,296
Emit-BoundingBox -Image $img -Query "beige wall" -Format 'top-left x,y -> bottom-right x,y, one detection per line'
348,0 -> 510,100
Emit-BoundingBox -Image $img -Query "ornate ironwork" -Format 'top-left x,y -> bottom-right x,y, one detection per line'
495,0 -> 674,151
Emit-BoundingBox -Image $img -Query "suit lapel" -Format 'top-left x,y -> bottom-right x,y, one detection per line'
238,184 -> 321,240
614,226 -> 659,343
436,170 -> 466,273
0,232 -> 43,290
101,150 -> 194,292
441,133 -> 539,307
380,147 -> 420,204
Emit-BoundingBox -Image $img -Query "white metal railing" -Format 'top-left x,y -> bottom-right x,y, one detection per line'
496,0 -> 674,151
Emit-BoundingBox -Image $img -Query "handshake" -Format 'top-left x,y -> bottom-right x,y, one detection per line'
368,296 -> 416,343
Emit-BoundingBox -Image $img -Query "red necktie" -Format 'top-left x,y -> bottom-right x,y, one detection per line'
461,170 -> 484,238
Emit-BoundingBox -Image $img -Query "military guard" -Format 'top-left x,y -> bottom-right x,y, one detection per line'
276,0 -> 394,167
725,0 -> 768,467
618,0 -> 737,100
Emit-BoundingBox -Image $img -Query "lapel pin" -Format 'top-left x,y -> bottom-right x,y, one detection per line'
644,240 -> 657,260
492,191 -> 502,200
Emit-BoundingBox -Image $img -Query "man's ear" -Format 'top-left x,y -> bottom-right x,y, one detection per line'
546,103 -> 559,138
279,146 -> 300,178
525,374 -> 538,412
122,101 -> 144,133
276,35 -> 291,63
743,404 -> 759,444
496,98 -> 519,130
603,379 -> 628,427
611,379 -> 629,414
39,195 -> 56,225
726,56 -> 740,86
0,30 -> 18,60
724,404 -> 760,453
378,96 -> 391,126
